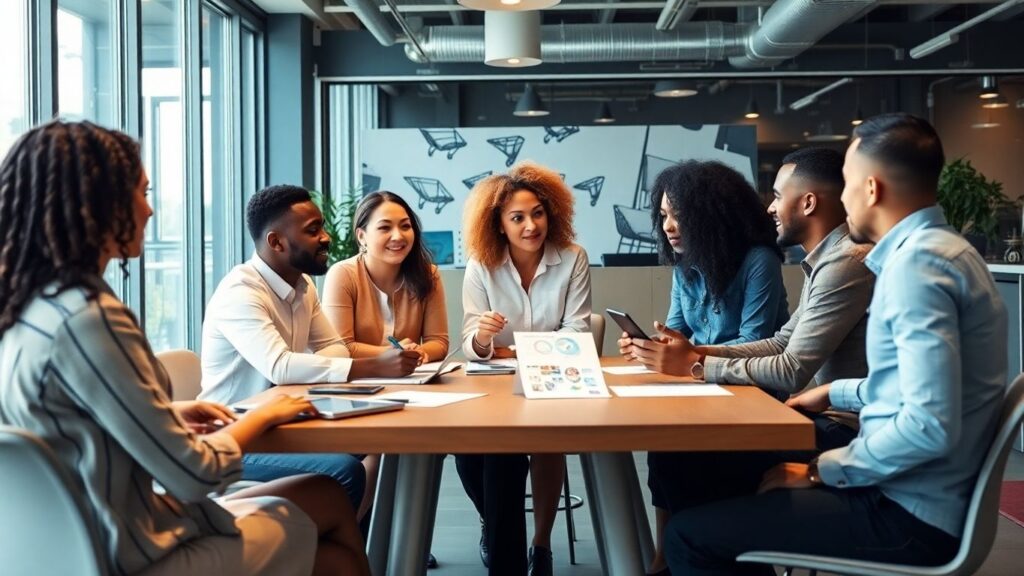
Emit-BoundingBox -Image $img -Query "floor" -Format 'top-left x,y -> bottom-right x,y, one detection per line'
424,450 -> 1024,576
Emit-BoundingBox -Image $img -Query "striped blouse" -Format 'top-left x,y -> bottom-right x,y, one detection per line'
0,279 -> 244,575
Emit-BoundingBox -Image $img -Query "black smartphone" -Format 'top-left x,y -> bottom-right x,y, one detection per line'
605,308 -> 651,340
307,384 -> 385,395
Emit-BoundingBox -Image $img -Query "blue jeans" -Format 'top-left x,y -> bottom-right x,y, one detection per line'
241,452 -> 365,509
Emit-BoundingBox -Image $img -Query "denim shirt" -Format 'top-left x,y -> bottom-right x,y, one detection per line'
821,206 -> 1006,538
666,245 -> 789,346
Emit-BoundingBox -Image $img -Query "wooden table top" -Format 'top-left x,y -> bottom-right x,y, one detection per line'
244,358 -> 814,454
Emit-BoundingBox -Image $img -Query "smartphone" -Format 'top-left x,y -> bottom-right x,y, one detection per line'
605,308 -> 651,340
307,384 -> 385,395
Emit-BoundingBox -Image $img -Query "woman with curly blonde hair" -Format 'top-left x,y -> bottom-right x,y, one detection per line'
458,161 -> 592,576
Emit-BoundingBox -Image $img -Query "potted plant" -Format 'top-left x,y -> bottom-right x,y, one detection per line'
311,188 -> 360,266
937,158 -> 1004,257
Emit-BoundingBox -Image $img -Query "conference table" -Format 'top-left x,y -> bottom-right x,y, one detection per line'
245,358 -> 814,576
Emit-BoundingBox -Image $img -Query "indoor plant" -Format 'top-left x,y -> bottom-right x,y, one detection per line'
937,158 -> 1005,256
311,188 -> 360,266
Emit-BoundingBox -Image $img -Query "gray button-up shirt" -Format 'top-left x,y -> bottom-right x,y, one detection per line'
703,224 -> 874,393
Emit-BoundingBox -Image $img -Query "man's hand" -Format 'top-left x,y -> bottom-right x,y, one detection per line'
785,384 -> 833,414
627,322 -> 701,376
173,400 -> 236,434
757,462 -> 814,494
350,348 -> 421,379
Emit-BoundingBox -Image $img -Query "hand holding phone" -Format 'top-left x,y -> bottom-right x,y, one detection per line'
606,308 -> 650,340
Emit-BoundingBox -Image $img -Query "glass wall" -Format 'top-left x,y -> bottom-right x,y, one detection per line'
56,0 -> 115,126
142,0 -> 187,351
0,0 -> 30,159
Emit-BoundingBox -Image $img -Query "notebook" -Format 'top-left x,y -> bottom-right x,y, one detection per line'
349,348 -> 462,385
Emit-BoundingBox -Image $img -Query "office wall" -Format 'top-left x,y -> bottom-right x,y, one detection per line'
267,14 -> 316,188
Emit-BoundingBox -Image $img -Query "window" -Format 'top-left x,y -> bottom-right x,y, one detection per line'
201,5 -> 236,304
56,0 -> 115,126
0,0 -> 29,159
141,0 -> 187,351
240,25 -> 263,257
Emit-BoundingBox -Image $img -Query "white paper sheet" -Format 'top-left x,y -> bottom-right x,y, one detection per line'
374,391 -> 487,408
610,384 -> 733,397
602,365 -> 656,375
414,361 -> 463,374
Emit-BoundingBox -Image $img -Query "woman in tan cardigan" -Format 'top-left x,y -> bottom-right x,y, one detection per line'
323,191 -> 449,363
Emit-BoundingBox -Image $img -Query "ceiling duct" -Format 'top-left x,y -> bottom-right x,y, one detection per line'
729,0 -> 879,68
405,22 -> 750,64
344,0 -> 400,46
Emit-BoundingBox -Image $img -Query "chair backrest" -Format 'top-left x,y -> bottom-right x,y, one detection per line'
590,313 -> 606,356
156,349 -> 203,401
947,374 -> 1024,574
0,426 -> 106,576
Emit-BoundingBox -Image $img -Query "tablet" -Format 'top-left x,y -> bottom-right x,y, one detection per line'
308,397 -> 405,420
605,308 -> 651,340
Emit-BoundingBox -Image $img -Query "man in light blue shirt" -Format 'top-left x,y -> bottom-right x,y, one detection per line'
665,113 -> 1007,575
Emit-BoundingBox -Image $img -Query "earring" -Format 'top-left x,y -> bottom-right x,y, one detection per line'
360,244 -> 368,253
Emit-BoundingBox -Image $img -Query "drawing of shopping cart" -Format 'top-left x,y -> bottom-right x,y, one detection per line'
613,204 -> 657,253
462,171 -> 493,190
487,135 -> 525,167
543,125 -> 580,144
404,176 -> 455,214
419,128 -> 467,160
573,176 -> 605,207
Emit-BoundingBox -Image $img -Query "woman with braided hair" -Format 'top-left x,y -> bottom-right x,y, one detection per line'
0,120 -> 369,576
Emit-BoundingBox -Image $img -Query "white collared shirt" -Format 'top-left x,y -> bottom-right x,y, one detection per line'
461,242 -> 592,360
199,253 -> 352,405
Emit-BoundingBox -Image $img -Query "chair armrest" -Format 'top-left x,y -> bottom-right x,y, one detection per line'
736,551 -> 947,576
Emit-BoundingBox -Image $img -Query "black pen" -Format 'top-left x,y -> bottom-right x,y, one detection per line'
381,398 -> 411,404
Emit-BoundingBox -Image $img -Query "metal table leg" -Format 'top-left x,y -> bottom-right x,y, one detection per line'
585,452 -> 650,576
385,454 -> 444,576
368,453 -> 399,575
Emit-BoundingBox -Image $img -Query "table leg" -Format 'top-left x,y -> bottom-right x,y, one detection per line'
629,454 -> 655,567
368,453 -> 399,575
586,452 -> 650,576
579,453 -> 608,575
386,454 -> 444,576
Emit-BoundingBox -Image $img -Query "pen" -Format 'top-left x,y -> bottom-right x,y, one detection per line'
382,398 -> 410,404
386,336 -> 404,350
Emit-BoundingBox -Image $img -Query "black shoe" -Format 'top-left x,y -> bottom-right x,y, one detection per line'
646,568 -> 670,576
426,552 -> 438,570
528,545 -> 553,576
479,518 -> 489,568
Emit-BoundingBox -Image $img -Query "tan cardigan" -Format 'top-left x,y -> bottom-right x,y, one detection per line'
322,255 -> 449,361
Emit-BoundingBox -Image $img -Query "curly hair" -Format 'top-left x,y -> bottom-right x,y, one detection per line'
354,191 -> 436,300
0,120 -> 142,338
651,160 -> 782,300
463,161 -> 576,269
246,184 -> 312,242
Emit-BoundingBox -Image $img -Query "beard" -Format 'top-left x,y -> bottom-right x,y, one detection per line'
289,247 -> 329,276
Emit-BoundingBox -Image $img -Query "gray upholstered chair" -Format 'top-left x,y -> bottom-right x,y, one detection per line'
156,348 -> 202,402
737,374 -> 1024,576
0,426 -> 107,576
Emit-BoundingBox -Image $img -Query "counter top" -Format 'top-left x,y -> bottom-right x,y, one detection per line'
988,264 -> 1024,274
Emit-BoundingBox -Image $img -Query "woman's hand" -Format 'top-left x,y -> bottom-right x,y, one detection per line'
398,338 -> 429,365
173,400 -> 236,434
474,311 -> 507,348
248,395 -> 317,428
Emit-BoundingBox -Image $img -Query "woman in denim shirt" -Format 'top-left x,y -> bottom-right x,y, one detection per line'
619,159 -> 788,576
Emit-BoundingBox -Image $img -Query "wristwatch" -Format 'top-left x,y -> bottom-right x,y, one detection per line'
807,457 -> 822,486
689,357 -> 705,380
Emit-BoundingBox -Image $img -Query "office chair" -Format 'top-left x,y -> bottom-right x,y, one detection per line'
156,348 -> 202,402
737,374 -> 1024,576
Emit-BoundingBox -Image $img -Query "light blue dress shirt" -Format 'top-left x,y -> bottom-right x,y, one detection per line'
666,245 -> 789,346
819,206 -> 1007,538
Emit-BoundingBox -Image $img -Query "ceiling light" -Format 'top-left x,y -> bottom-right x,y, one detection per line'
790,77 -> 853,111
458,0 -> 559,10
485,11 -> 541,67
744,98 -> 760,120
594,101 -> 615,124
851,107 -> 864,126
979,76 -> 1000,99
513,84 -> 549,117
653,80 -> 697,98
982,95 -> 1009,109
972,121 -> 1001,129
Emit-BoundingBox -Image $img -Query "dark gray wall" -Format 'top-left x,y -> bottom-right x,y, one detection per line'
267,14 -> 315,187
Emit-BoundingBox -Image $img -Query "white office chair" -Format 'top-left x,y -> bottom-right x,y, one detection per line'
737,374 -> 1024,576
156,349 -> 202,402
0,426 -> 107,576
590,312 -> 606,356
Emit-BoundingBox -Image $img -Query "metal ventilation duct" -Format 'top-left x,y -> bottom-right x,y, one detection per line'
344,0 -> 399,47
729,0 -> 879,68
403,22 -> 750,64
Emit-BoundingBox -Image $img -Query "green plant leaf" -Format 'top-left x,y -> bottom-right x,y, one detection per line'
937,158 -> 1005,240
311,188 -> 361,266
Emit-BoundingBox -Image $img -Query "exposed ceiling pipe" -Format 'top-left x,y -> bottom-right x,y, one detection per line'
344,0 -> 399,46
381,0 -> 431,62
909,0 -> 1024,59
404,22 -> 750,63
729,0 -> 879,68
656,0 -> 699,30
